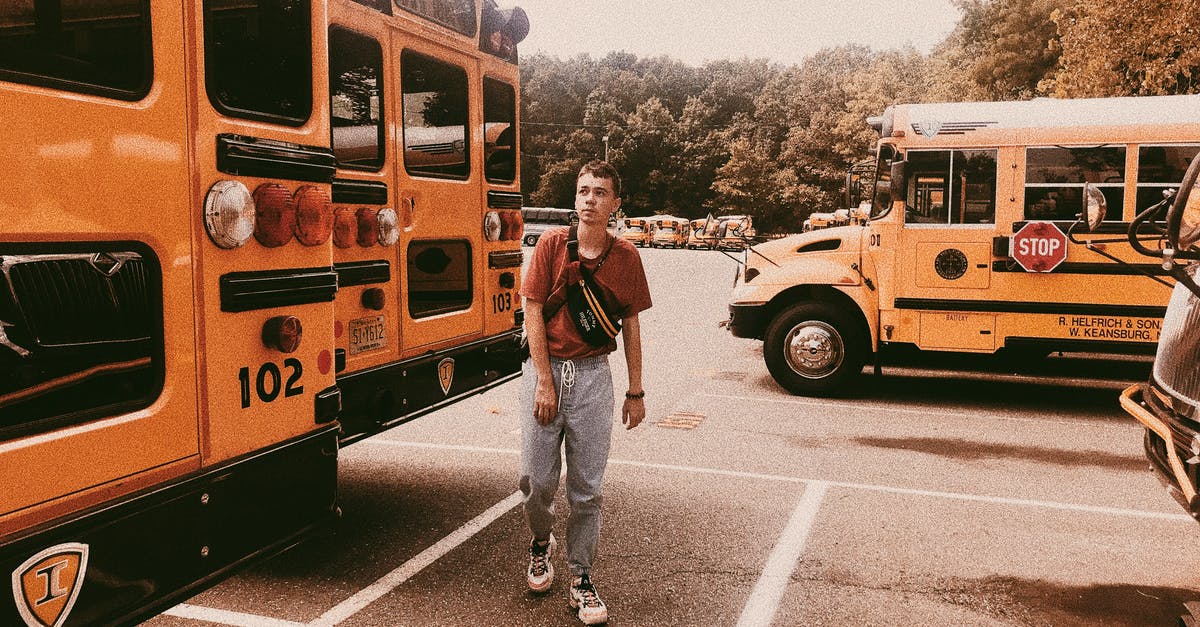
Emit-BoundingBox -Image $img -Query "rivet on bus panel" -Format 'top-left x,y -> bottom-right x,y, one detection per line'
262,316 -> 303,353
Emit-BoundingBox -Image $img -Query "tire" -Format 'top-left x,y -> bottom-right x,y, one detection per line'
523,234 -> 537,246
763,301 -> 867,396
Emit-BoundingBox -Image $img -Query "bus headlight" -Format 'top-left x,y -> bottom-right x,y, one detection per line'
204,180 -> 256,249
377,208 -> 400,246
484,211 -> 503,241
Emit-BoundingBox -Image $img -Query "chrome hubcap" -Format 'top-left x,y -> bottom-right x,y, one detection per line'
783,321 -> 843,379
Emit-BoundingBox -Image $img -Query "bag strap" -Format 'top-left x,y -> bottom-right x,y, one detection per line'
567,225 -> 615,277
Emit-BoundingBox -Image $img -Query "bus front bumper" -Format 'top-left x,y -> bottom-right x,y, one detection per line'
727,303 -> 767,340
1120,382 -> 1200,520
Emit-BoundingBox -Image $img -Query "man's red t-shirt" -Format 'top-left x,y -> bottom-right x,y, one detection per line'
521,227 -> 652,359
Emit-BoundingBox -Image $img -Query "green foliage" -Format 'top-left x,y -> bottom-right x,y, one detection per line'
518,0 -> 1197,233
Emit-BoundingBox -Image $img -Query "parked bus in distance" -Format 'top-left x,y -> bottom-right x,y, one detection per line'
622,217 -> 652,247
651,216 -> 690,248
803,209 -> 851,232
688,218 -> 718,249
0,0 -> 528,624
1120,152 -> 1200,523
726,94 -> 1200,395
716,215 -> 754,251
521,207 -> 577,246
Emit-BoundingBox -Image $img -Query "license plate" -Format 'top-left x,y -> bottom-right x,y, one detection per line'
349,315 -> 386,355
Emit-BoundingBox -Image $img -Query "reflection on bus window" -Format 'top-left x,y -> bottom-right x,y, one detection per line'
330,26 -> 384,170
0,0 -> 151,98
1024,146 -> 1124,221
205,0 -> 313,125
483,78 -> 516,183
905,150 -> 997,225
394,0 -> 476,36
402,50 -> 469,179
408,240 -> 472,318
1137,144 -> 1200,213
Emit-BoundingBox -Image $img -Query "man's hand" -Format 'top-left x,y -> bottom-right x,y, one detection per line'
533,380 -> 559,425
621,397 -> 645,430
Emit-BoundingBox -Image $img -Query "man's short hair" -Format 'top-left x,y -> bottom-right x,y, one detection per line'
578,160 -> 621,197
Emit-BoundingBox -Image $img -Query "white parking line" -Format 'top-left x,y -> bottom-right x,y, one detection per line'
736,481 -> 829,627
309,490 -> 524,626
163,604 -> 306,626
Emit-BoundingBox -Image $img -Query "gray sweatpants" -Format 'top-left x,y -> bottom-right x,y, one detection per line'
518,354 -> 614,577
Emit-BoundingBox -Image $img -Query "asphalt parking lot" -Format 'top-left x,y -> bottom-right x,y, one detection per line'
145,246 -> 1199,626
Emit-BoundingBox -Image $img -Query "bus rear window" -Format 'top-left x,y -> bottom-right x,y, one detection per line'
484,78 -> 516,183
204,0 -> 312,125
0,0 -> 151,99
330,26 -> 384,170
402,51 -> 469,179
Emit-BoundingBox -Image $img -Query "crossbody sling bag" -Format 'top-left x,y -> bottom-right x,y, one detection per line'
564,225 -> 622,346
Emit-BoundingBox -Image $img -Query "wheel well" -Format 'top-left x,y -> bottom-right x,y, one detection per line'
764,285 -> 871,350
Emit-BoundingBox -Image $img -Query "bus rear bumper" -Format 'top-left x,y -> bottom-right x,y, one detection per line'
728,303 -> 767,339
0,425 -> 340,627
337,329 -> 522,445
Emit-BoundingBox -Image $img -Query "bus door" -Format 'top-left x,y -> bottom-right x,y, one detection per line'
895,148 -> 1000,352
395,41 -> 483,352
0,0 -> 199,525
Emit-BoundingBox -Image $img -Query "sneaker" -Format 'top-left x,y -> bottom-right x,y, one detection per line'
526,535 -> 556,593
568,574 -> 608,625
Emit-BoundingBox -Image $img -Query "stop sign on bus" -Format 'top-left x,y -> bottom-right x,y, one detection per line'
1010,221 -> 1068,272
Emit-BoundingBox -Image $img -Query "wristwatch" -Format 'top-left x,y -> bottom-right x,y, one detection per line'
625,390 -> 645,400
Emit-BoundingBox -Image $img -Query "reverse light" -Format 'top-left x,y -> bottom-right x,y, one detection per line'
203,180 -> 255,249
377,207 -> 400,246
484,211 -> 503,241
253,183 -> 296,247
294,185 -> 334,246
357,208 -> 379,247
262,315 -> 303,353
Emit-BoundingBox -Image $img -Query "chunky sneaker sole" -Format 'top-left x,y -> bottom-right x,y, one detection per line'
526,534 -> 556,593
569,576 -> 608,625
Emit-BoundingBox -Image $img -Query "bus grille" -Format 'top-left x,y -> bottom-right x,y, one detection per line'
4,254 -> 152,346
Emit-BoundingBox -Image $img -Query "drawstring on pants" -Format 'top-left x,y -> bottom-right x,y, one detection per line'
559,359 -> 576,402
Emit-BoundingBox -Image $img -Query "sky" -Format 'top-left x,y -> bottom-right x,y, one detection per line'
504,0 -> 963,67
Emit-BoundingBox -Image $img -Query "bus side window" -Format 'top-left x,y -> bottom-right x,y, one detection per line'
1025,146 -> 1124,221
904,150 -> 997,225
483,78 -> 516,183
1137,144 -> 1200,215
330,26 -> 385,170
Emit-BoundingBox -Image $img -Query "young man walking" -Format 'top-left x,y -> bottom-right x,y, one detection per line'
518,160 -> 651,624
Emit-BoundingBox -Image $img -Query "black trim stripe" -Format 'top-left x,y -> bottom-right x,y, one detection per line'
334,261 -> 391,287
487,191 -> 523,209
332,179 -> 389,205
894,298 -> 1166,318
990,261 -> 1171,276
220,267 -> 338,312
1009,220 -> 1164,236
488,250 -> 524,269
216,134 -> 337,183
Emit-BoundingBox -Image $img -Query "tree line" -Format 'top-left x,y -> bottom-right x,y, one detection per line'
519,0 -> 1200,233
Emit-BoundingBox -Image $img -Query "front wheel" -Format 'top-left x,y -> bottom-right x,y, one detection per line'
763,302 -> 867,396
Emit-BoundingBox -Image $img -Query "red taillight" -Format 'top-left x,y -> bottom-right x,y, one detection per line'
262,315 -> 303,353
499,210 -> 522,240
253,183 -> 296,247
362,287 -> 386,310
294,186 -> 333,246
510,210 -> 524,240
333,208 -> 357,249
357,208 -> 379,247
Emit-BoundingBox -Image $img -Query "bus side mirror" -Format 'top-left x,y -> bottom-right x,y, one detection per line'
1168,152 -> 1200,250
889,160 -> 907,206
1082,184 -> 1106,232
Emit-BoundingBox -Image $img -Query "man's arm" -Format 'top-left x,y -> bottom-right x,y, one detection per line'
524,299 -> 558,426
620,313 -> 644,430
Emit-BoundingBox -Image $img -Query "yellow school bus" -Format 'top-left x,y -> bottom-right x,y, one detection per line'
651,216 -> 690,248
728,94 -> 1200,395
1120,152 -> 1200,523
716,215 -> 755,251
687,218 -> 717,250
622,217 -> 652,247
0,0 -> 528,624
